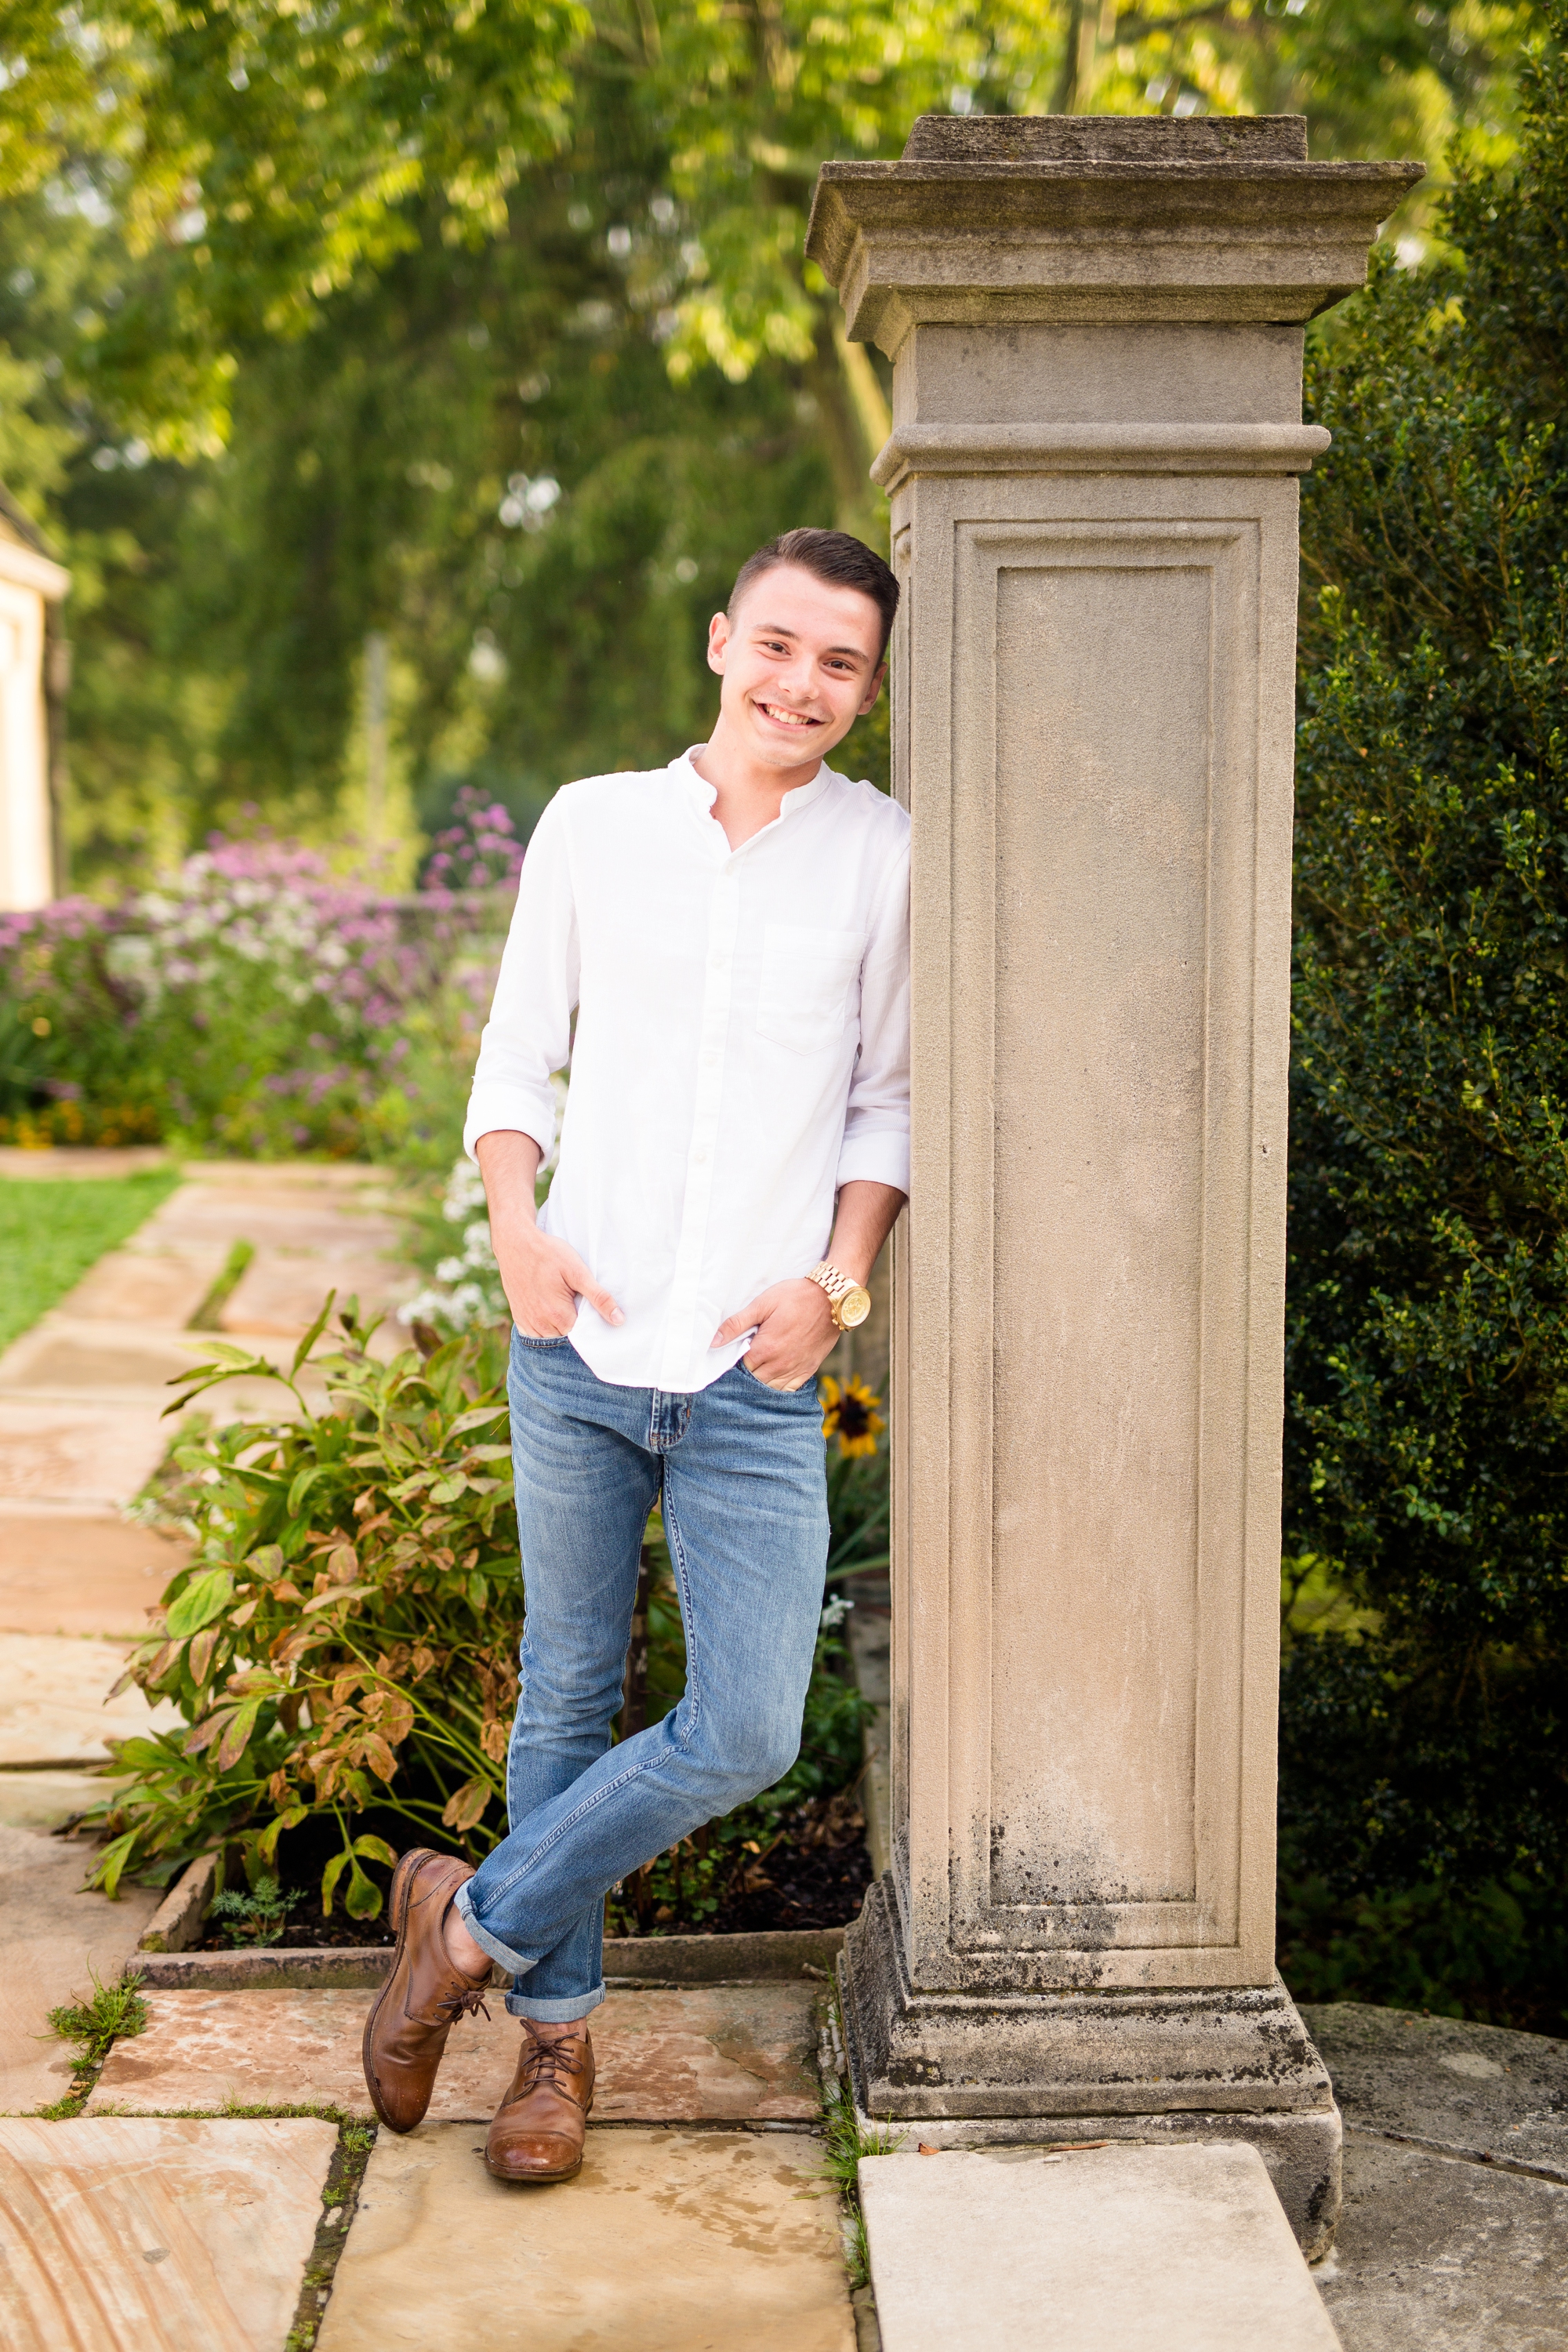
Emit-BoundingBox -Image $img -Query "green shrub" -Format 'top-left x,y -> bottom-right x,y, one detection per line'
89,1310 -> 524,1913
1283,14 -> 1568,2027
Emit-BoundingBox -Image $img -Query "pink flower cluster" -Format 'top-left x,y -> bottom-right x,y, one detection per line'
422,788 -> 525,895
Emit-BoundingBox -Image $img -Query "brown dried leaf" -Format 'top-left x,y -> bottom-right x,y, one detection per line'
479,1718 -> 510,1764
361,1733 -> 397,1783
328,1542 -> 359,1585
441,1777 -> 493,1833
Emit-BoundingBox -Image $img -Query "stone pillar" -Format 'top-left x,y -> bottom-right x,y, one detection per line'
807,115 -> 1420,2255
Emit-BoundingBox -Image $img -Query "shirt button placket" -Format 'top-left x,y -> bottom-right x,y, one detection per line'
660,866 -> 739,1388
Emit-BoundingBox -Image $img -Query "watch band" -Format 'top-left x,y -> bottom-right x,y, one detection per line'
807,1260 -> 870,1330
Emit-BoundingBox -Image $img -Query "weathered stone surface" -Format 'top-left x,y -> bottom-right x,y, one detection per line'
808,121 -> 1422,346
137,1853 -> 219,1955
0,1509 -> 186,1638
842,1878 -> 1338,2172
1302,2003 -> 1568,2181
859,2142 -> 1340,2350
0,2115 -> 336,2348
0,1631 -> 181,1765
0,1632 -> 181,1766
0,1769 -> 126,1833
0,1401 -> 173,1508
0,1823 -> 161,2113
89,1982 -> 822,2122
132,1925 -> 844,1991
1318,2132 -> 1568,2351
317,2125 -> 853,2352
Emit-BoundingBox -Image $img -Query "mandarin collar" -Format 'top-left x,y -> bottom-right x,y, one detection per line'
675,746 -> 834,837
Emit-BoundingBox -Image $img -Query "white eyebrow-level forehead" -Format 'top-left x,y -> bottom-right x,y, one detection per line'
749,619 -> 872,662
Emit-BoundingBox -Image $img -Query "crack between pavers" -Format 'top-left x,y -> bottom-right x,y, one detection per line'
1345,2121 -> 1568,2187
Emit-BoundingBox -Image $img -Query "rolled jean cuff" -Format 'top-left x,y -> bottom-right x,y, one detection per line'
503,1984 -> 605,2024
452,1882 -> 535,1979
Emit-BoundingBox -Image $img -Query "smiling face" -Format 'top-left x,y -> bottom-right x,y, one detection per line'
705,562 -> 886,775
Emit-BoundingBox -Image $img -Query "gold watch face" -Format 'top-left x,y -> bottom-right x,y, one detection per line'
838,1284 -> 872,1329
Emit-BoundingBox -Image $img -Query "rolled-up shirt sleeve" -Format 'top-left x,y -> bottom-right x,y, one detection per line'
463,795 -> 579,1163
837,826 -> 910,1193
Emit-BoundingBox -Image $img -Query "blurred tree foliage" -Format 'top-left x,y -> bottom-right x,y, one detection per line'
1283,9 -> 1568,2030
0,0 -> 1539,880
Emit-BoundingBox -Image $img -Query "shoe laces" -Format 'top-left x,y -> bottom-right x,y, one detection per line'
437,1979 -> 492,2025
517,2024 -> 583,2092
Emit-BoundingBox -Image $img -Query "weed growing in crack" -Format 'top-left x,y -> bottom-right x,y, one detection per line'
40,1969 -> 147,2117
285,2119 -> 379,2350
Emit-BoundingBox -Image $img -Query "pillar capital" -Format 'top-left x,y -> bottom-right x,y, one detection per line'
808,114 -> 1421,352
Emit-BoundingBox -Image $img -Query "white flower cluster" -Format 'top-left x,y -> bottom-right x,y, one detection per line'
399,1087 -> 567,1337
399,1158 -> 508,1334
818,1594 -> 855,1633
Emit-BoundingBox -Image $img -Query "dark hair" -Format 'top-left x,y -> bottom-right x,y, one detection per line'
728,528 -> 898,665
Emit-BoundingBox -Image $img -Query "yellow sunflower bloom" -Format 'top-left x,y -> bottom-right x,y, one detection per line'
818,1374 -> 886,1458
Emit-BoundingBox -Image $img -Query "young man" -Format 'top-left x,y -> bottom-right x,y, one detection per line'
362,528 -> 909,2183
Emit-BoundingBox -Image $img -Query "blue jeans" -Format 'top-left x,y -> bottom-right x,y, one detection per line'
453,1332 -> 829,2022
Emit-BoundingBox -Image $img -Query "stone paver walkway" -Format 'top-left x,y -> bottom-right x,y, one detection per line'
316,2125 -> 852,2352
0,1158 -> 415,2122
0,2115 -> 337,2350
89,1983 -> 823,2124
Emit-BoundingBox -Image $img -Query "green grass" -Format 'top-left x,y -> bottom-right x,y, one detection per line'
0,1167 -> 181,1352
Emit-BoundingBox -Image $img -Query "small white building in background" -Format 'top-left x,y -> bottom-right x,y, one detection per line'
0,485 -> 68,911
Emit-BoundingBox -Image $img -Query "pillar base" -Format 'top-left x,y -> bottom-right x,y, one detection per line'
841,1876 -> 1342,2255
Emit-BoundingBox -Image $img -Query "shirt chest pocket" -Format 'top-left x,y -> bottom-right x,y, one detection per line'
755,924 -> 866,1056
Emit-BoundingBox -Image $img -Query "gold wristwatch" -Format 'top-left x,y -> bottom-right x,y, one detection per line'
807,1260 -> 872,1332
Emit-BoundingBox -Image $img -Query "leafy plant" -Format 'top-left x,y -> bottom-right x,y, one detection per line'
85,1307 -> 525,1915
210,1874 -> 305,1947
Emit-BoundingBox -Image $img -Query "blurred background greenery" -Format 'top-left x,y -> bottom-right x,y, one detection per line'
0,0 -> 1541,885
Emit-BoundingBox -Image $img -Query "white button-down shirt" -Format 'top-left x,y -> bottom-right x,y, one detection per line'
465,749 -> 910,1393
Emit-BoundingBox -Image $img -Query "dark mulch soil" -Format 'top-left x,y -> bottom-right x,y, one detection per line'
198,1788 -> 872,1951
698,1788 -> 873,1936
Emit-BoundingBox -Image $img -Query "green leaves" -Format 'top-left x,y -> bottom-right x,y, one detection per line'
1285,24 -> 1568,1972
82,1316 -> 525,1912
165,1568 -> 235,1639
322,1835 -> 401,1920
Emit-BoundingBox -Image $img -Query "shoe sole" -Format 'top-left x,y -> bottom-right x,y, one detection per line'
361,1846 -> 434,2133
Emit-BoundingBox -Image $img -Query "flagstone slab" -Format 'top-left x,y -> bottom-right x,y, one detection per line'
0,1632 -> 181,1765
1301,2002 -> 1568,2183
89,1981 -> 822,2122
316,2124 -> 853,2352
0,1824 -> 162,2113
860,2142 -> 1340,2352
220,1254 -> 413,1338
0,1318 -> 218,1396
0,1770 -> 128,1834
0,2114 -> 336,2350
0,1402 -> 172,1508
57,1244 -> 230,1328
0,1514 -> 187,1639
1317,2131 -> 1568,2352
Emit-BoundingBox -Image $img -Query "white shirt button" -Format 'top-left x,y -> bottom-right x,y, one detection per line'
694,1149 -> 708,1164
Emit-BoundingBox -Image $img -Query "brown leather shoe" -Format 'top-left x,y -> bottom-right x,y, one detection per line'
485,2022 -> 596,2183
362,1848 -> 491,2133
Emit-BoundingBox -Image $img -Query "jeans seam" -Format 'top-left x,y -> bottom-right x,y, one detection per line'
472,1510 -> 704,1909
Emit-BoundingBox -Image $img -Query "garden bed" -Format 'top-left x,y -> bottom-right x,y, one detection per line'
191,1785 -> 873,1955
